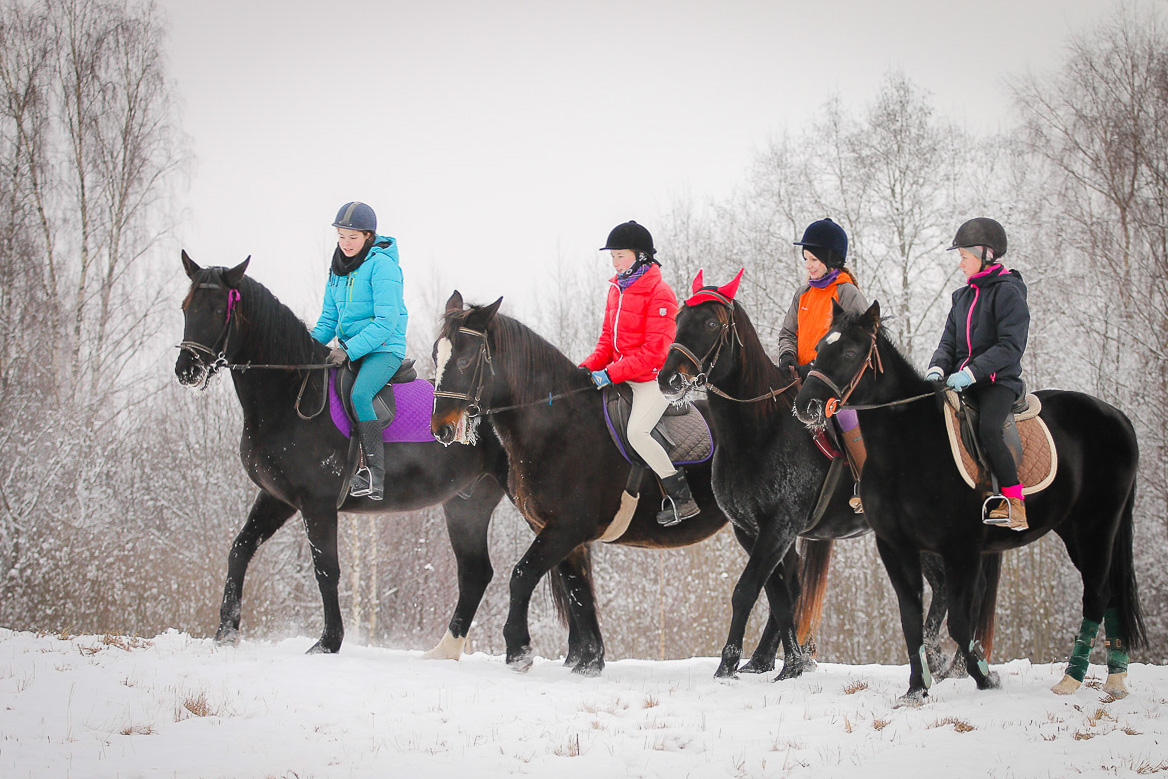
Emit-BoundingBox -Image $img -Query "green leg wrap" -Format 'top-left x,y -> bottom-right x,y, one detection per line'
1066,618 -> 1100,683
968,640 -> 990,678
1104,607 -> 1129,675
918,645 -> 933,689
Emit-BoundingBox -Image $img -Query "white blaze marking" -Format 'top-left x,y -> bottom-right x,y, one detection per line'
824,331 -> 841,345
434,337 -> 453,387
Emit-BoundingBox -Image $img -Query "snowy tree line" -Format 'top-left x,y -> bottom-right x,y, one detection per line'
0,0 -> 1164,666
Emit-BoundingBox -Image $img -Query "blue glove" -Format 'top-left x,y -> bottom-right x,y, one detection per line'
946,369 -> 974,392
590,370 -> 612,389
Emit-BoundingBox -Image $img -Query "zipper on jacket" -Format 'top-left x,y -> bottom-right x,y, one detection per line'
611,281 -> 623,358
960,284 -> 980,371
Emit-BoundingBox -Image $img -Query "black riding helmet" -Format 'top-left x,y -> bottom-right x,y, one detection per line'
793,218 -> 848,269
600,220 -> 656,258
948,217 -> 1007,264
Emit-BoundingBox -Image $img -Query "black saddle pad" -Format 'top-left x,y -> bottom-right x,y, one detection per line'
602,383 -> 713,467
336,357 -> 417,430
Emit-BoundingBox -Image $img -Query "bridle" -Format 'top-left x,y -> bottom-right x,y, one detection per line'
806,327 -> 883,419
433,326 -> 494,419
669,293 -> 796,404
177,282 -> 242,380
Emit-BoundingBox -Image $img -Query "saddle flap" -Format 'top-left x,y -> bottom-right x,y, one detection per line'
602,384 -> 713,467
942,390 -> 1057,496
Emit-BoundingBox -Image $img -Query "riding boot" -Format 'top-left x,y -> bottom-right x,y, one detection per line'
985,496 -> 1027,531
841,427 -> 867,514
353,420 -> 385,501
657,470 -> 700,527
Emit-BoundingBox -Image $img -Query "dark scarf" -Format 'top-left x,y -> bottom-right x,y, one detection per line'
808,268 -> 841,289
331,238 -> 373,276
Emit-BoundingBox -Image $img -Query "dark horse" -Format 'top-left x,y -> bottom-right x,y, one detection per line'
175,253 -> 512,656
794,301 -> 1146,703
430,292 -> 830,676
658,274 -> 877,679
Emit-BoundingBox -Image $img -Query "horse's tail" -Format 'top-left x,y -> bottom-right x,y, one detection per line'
794,539 -> 834,646
548,544 -> 593,628
1110,482 -> 1147,649
974,552 -> 1002,659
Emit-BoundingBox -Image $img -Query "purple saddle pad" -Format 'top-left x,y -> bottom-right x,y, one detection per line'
328,372 -> 437,443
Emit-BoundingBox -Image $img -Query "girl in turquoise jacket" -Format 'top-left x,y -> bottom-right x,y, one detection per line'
311,201 -> 408,500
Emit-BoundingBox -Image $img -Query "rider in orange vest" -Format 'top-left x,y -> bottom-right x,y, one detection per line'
777,218 -> 869,512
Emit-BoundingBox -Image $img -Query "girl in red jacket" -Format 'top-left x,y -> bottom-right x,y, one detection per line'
581,221 -> 699,526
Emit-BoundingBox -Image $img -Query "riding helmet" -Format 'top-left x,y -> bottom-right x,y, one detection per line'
793,218 -> 848,268
600,220 -> 656,257
332,201 -> 377,233
948,217 -> 1007,259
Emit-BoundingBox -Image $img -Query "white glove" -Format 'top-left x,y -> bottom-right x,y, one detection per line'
924,366 -> 944,382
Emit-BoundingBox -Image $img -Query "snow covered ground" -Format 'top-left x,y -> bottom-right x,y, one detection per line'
0,629 -> 1164,778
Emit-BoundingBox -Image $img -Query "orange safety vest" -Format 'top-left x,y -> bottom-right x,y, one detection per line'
796,271 -> 857,365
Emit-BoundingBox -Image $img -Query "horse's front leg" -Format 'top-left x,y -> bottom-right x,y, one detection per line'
503,524 -> 592,672
424,480 -> 504,660
301,500 -> 344,654
875,537 -> 929,705
765,549 -> 807,681
715,519 -> 792,680
942,549 -> 1001,691
216,490 -> 298,645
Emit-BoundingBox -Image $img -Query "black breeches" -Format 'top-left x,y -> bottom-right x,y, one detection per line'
967,382 -> 1020,488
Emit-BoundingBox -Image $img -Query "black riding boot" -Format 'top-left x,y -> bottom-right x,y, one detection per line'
657,470 -> 700,526
351,420 -> 385,501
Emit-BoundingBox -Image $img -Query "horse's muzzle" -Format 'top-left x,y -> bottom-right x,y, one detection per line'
795,397 -> 825,428
433,422 -> 456,446
659,370 -> 693,403
175,352 -> 209,389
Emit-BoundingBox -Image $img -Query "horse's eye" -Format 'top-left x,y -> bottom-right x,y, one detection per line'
706,319 -> 720,330
843,349 -> 858,360
456,356 -> 472,371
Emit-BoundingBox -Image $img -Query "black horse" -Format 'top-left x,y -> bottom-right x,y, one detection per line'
794,301 -> 1147,703
657,274 -> 887,680
175,253 -> 512,656
430,292 -> 835,676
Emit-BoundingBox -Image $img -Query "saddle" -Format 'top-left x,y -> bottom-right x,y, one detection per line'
942,389 -> 1057,496
334,358 -> 417,429
601,383 -> 714,469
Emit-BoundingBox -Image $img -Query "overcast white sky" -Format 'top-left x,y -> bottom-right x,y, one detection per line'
160,0 -> 1111,324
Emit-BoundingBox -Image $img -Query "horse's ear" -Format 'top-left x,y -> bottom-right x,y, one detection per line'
859,300 -> 881,333
481,296 -> 503,322
718,268 -> 745,300
830,298 -> 846,322
181,250 -> 200,279
691,269 -> 705,295
223,256 -> 250,288
445,290 -> 464,315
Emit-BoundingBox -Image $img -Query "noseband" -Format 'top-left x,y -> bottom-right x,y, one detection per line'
806,327 -> 883,418
433,326 -> 493,419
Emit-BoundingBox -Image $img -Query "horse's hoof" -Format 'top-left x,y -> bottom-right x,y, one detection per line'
894,689 -> 929,708
571,659 -> 604,677
714,663 -> 739,680
977,670 -> 1001,690
738,658 -> 776,675
773,663 -> 805,682
1103,672 -> 1129,699
507,647 -> 534,673
213,626 -> 240,646
1051,674 -> 1081,695
421,630 -> 466,661
306,640 -> 340,655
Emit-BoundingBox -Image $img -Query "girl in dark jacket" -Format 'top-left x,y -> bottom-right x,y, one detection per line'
926,218 -> 1030,530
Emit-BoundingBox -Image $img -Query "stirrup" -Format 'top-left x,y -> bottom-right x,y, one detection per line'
848,483 -> 863,514
981,494 -> 1011,526
349,466 -> 373,497
657,497 -> 683,527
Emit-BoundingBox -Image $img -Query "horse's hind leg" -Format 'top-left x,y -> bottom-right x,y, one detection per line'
941,549 -> 1000,692
424,480 -> 504,660
554,547 -> 604,676
301,500 -> 344,654
216,490 -> 297,645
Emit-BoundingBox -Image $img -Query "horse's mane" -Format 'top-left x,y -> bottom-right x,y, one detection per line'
442,306 -> 585,407
730,302 -> 795,420
190,268 -> 324,367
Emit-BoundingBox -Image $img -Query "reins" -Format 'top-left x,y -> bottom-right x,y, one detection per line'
434,325 -> 593,417
809,323 -> 938,416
